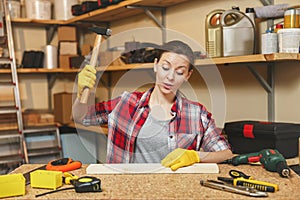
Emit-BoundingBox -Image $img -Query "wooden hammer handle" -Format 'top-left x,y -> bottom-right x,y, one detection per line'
80,34 -> 102,104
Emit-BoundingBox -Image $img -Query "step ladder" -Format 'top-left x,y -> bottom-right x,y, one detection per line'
0,0 -> 25,168
0,0 -> 63,168
23,125 -> 63,163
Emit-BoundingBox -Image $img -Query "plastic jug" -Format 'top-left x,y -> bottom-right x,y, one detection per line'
221,7 -> 255,56
205,9 -> 225,57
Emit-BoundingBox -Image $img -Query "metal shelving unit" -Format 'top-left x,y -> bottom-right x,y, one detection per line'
0,0 -> 63,169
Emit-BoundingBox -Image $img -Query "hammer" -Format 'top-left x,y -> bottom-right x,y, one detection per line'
80,27 -> 112,104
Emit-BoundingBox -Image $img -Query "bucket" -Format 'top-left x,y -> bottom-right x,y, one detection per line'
43,45 -> 57,69
54,0 -> 78,20
7,0 -> 21,18
25,0 -> 51,20
278,28 -> 300,53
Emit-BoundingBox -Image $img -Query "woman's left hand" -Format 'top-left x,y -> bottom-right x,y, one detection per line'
161,148 -> 200,171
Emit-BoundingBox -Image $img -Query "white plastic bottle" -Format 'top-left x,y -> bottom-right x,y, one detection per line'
221,7 -> 255,56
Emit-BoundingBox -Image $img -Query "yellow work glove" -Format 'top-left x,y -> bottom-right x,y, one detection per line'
77,65 -> 97,98
161,148 -> 200,171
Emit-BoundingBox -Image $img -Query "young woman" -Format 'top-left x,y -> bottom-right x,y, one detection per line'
72,40 -> 233,170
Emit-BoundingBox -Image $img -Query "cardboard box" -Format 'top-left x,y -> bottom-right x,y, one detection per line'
53,93 -> 74,124
99,51 -> 124,66
81,44 -> 91,56
59,55 -> 77,69
59,42 -> 78,55
23,110 -> 55,127
57,26 -> 77,41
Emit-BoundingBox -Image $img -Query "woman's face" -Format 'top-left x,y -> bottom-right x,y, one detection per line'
154,52 -> 192,95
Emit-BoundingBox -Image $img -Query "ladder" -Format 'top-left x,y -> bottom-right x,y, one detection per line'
0,0 -> 63,168
0,0 -> 25,168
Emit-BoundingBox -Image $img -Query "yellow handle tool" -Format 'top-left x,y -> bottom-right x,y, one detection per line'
63,172 -> 79,185
218,176 -> 279,192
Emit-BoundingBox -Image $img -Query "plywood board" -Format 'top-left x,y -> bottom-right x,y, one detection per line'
86,163 -> 219,174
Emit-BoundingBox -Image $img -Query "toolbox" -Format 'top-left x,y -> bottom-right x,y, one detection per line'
223,121 -> 300,158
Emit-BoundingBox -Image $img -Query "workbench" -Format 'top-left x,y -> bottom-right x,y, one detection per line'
8,164 -> 300,200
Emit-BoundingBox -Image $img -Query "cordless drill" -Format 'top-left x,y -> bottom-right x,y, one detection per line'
224,149 -> 290,177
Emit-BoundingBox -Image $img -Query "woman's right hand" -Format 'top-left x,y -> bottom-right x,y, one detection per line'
77,65 -> 97,98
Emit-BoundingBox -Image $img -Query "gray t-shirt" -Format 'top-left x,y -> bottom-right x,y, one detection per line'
132,113 -> 171,163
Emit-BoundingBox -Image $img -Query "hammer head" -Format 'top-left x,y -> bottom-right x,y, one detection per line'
89,27 -> 112,36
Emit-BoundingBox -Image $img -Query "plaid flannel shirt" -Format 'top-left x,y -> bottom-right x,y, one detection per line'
83,87 -> 230,163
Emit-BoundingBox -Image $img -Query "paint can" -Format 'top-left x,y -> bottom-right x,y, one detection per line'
278,28 -> 300,53
261,31 -> 278,54
284,9 -> 300,28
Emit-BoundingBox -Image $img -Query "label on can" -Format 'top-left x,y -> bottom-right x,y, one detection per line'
278,28 -> 300,53
284,9 -> 300,28
261,33 -> 278,54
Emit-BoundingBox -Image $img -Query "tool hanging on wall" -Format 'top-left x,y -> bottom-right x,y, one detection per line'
80,26 -> 112,104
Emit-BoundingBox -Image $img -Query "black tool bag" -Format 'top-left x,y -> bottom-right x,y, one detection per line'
223,121 -> 300,158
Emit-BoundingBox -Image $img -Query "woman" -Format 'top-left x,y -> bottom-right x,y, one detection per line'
73,40 -> 233,170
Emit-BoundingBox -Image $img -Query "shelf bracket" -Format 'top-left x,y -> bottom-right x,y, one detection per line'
260,0 -> 273,6
259,0 -> 274,31
47,74 -> 57,110
96,71 -> 112,98
246,63 -> 275,121
46,25 -> 58,45
126,5 -> 166,43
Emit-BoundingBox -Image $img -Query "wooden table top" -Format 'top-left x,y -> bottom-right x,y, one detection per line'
9,164 -> 300,200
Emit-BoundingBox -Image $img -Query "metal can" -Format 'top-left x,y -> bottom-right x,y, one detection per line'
284,9 -> 300,28
261,32 -> 278,54
278,28 -> 300,53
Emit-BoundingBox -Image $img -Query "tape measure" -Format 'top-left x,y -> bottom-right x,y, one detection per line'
74,176 -> 102,193
35,176 -> 102,197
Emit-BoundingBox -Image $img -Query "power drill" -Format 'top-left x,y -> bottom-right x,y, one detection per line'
223,149 -> 290,177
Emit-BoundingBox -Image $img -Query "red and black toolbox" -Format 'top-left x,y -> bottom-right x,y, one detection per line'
223,121 -> 300,158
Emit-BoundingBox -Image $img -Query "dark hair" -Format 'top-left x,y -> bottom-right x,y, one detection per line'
159,40 -> 194,71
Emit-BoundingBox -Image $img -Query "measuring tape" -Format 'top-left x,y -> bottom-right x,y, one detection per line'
36,176 -> 102,197
74,176 -> 102,193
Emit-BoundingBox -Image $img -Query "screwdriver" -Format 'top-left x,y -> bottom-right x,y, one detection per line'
217,177 -> 279,192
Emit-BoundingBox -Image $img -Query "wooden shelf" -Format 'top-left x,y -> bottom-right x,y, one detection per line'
195,53 -> 300,66
11,18 -> 65,25
1,54 -> 299,74
68,122 -> 108,135
0,68 -> 79,74
11,0 -> 189,25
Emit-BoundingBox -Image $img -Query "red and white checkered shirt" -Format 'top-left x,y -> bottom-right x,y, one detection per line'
83,87 -> 230,163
